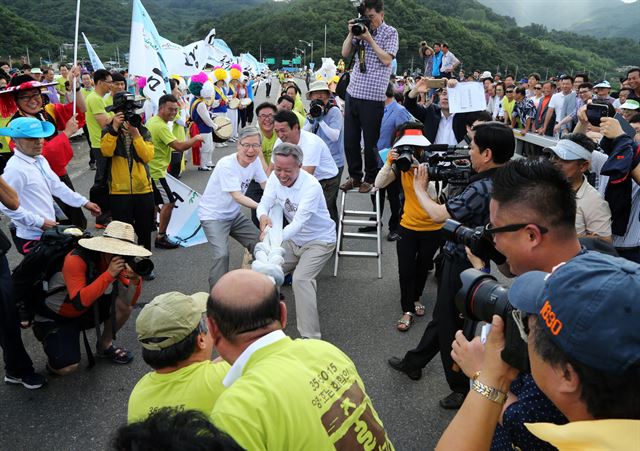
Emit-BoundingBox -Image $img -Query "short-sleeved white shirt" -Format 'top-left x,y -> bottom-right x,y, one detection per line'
199,154 -> 267,221
274,130 -> 338,182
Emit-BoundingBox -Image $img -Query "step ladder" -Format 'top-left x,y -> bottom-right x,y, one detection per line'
333,188 -> 382,279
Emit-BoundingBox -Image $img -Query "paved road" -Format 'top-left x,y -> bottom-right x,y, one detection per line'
0,79 -> 457,450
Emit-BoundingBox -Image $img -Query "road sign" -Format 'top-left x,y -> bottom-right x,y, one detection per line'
282,59 -> 291,65
292,57 -> 301,65
265,58 -> 275,64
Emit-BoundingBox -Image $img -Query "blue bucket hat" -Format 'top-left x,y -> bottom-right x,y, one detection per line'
508,252 -> 640,374
0,117 -> 55,139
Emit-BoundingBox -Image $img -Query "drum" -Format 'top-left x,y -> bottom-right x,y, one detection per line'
240,98 -> 252,107
212,115 -> 232,142
228,98 -> 240,109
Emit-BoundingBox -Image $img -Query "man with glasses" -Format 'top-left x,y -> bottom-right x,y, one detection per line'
437,158 -> 624,451
198,127 -> 267,289
86,69 -> 116,228
245,102 -> 277,227
388,122 -> 514,410
340,0 -> 398,194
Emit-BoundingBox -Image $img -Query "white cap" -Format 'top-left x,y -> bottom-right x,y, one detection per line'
545,140 -> 592,161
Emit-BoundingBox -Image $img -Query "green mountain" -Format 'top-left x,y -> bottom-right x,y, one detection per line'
190,0 -> 639,82
478,0 -> 640,40
0,0 -> 270,65
1,0 -> 637,86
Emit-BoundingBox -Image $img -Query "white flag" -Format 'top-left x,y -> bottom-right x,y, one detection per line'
128,0 -> 170,105
82,33 -> 105,70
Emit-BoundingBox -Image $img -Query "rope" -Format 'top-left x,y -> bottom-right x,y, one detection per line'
251,204 -> 286,286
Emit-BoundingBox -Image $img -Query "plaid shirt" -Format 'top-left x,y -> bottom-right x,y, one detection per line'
444,168 -> 497,259
512,97 -> 536,127
347,22 -> 399,102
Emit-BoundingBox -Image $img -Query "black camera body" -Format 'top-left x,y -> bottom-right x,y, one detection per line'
426,153 -> 473,186
309,99 -> 326,118
351,2 -> 371,36
123,256 -> 154,277
351,16 -> 371,36
111,93 -> 144,129
455,269 -> 530,372
394,145 -> 421,172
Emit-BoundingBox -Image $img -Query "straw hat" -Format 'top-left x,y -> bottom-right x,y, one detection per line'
78,221 -> 152,257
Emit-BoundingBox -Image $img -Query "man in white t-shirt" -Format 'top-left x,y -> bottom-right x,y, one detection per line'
273,110 -> 339,216
199,127 -> 268,288
544,75 -> 573,137
257,143 -> 336,339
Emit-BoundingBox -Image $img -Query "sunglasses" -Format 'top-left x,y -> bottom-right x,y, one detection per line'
534,86 -> 542,90
484,222 -> 549,236
505,90 -> 514,93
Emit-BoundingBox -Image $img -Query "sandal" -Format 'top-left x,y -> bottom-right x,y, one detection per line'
414,302 -> 426,317
397,312 -> 414,332
98,344 -> 134,364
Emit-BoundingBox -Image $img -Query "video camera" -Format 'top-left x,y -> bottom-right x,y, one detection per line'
455,269 -> 530,372
107,92 -> 144,129
395,144 -> 473,187
122,256 -> 154,277
350,2 -> 371,36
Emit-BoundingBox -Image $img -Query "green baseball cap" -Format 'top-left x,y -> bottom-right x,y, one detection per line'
136,291 -> 209,351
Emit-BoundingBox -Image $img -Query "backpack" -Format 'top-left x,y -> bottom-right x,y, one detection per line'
12,225 -> 91,325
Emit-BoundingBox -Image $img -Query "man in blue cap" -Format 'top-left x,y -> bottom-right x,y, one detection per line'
0,117 -> 100,253
438,252 -> 640,450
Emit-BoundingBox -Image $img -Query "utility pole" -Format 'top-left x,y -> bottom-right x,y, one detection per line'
26,47 -> 30,65
324,24 -> 327,58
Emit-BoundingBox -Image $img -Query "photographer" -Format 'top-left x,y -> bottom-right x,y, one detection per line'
32,221 -> 150,375
101,92 -> 155,256
443,158 -> 593,450
375,123 -> 443,331
438,252 -> 640,450
388,122 -> 514,410
303,80 -> 345,223
340,0 -> 399,194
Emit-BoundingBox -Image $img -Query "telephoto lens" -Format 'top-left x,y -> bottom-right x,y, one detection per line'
455,269 -> 511,323
308,99 -> 324,118
124,256 -> 155,277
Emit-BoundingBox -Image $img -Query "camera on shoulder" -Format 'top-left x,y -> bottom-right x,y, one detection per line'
106,92 -> 144,129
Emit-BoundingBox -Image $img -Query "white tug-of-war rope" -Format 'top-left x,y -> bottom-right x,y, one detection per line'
251,204 -> 286,286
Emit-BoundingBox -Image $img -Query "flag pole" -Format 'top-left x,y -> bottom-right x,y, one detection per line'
72,0 -> 81,117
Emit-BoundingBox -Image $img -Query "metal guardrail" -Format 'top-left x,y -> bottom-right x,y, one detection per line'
512,129 -> 558,158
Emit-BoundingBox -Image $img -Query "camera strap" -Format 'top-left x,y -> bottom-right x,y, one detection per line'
358,42 -> 366,73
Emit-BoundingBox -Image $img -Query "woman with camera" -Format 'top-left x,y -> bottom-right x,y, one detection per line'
375,122 -> 443,331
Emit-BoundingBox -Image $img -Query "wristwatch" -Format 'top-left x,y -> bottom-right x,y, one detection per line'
471,372 -> 507,405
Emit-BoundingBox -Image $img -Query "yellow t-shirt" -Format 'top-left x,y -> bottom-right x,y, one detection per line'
104,93 -> 113,108
211,337 -> 394,451
502,97 -> 516,121
0,116 -> 11,155
525,419 -> 640,451
399,170 -> 443,232
128,360 -> 230,423
261,130 -> 277,163
85,91 -> 108,148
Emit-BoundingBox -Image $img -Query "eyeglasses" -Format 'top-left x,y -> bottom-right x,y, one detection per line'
484,222 -> 549,236
505,90 -> 514,93
103,79 -> 113,85
578,90 -> 591,94
258,113 -> 274,119
17,93 -> 42,103
239,142 -> 262,150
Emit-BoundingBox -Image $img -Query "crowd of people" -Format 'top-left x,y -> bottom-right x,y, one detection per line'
0,0 -> 639,449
